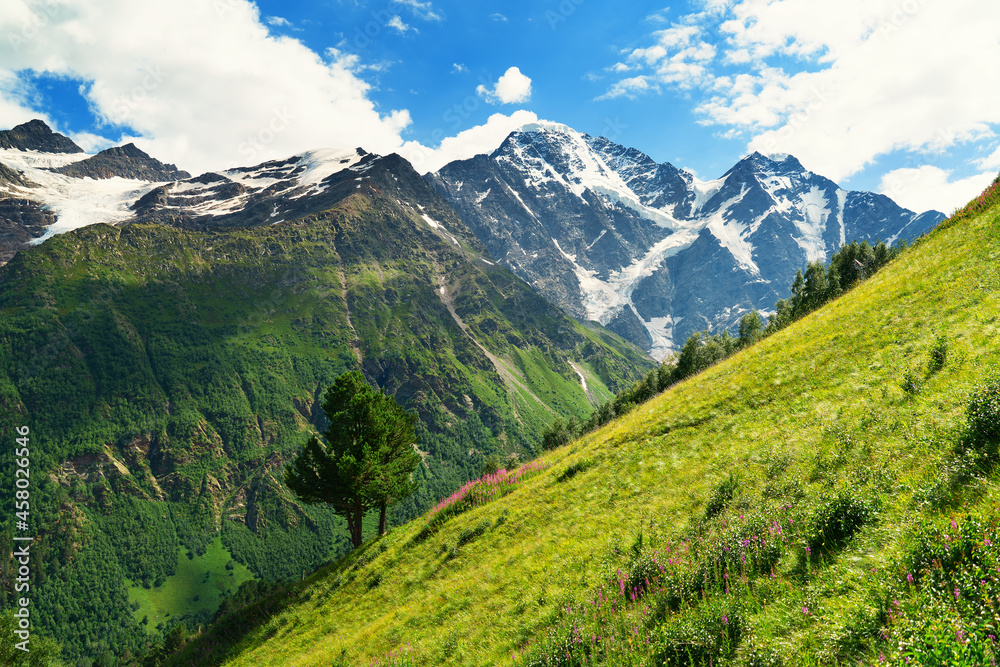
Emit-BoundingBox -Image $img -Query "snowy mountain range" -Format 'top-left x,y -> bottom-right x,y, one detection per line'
0,120 -> 188,262
427,122 -> 945,358
0,120 -> 479,265
0,120 -> 945,360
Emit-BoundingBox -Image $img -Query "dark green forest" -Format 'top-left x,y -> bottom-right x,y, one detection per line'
0,182 -> 650,664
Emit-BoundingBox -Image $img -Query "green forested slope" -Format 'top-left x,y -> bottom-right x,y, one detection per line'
190,186 -> 1000,666
0,161 -> 651,663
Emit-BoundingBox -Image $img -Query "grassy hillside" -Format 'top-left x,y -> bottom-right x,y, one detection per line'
178,186 -> 1000,666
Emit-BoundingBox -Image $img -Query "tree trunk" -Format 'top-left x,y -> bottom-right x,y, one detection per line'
349,500 -> 364,548
378,502 -> 387,536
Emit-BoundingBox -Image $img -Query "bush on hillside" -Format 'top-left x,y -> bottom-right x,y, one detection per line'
704,473 -> 741,520
802,491 -> 878,560
963,376 -> 1000,463
650,598 -> 746,667
927,333 -> 948,374
900,370 -> 922,396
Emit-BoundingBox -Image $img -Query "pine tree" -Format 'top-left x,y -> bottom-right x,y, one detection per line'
285,371 -> 420,548
674,331 -> 704,381
789,270 -> 806,317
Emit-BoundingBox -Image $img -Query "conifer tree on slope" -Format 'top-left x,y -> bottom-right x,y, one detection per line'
284,371 -> 420,548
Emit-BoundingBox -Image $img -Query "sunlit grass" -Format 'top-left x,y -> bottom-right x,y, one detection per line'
199,203 -> 1000,666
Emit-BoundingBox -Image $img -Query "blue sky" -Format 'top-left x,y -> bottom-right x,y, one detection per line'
1,0 -> 999,213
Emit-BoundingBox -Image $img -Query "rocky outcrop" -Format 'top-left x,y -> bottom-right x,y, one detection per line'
0,119 -> 84,153
53,143 -> 191,181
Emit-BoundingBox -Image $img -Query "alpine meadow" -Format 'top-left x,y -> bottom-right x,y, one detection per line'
156,179 -> 1000,665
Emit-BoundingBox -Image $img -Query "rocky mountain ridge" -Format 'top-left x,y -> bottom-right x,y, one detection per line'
0,118 -> 84,153
428,122 -> 945,357
53,142 -> 191,181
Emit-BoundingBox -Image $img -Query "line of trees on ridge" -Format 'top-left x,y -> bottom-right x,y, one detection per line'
543,239 -> 905,449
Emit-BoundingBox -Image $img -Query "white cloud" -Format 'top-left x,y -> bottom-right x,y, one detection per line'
489,13 -> 508,22
600,76 -> 655,101
878,166 -> 995,214
392,0 -> 442,22
975,145 -> 1000,171
604,23 -> 715,96
0,1 -> 539,192
451,63 -> 468,74
387,15 -> 413,34
0,0 -> 414,174
0,69 -> 48,129
266,16 -> 292,28
476,67 -> 532,105
400,110 -> 539,173
68,131 -> 116,153
604,0 -> 1000,184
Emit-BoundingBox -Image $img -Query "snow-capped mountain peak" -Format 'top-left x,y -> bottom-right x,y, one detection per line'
429,125 -> 946,358
131,148 -> 375,221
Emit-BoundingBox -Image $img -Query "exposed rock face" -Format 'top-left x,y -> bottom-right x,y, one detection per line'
0,119 -> 84,153
53,143 -> 191,181
0,198 -> 53,264
429,123 -> 946,357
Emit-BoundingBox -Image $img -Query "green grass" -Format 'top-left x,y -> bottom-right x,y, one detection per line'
129,537 -> 254,631
172,200 -> 1000,666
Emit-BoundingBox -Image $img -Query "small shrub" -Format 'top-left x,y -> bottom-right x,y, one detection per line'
830,605 -> 886,661
803,490 -> 878,559
456,519 -> 490,549
651,600 -> 746,666
763,451 -> 792,479
913,451 -> 982,510
481,454 -> 501,477
927,334 -> 948,374
556,457 -> 594,483
889,512 -> 1000,666
963,376 -> 1000,462
704,473 -> 740,520
900,370 -> 922,396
